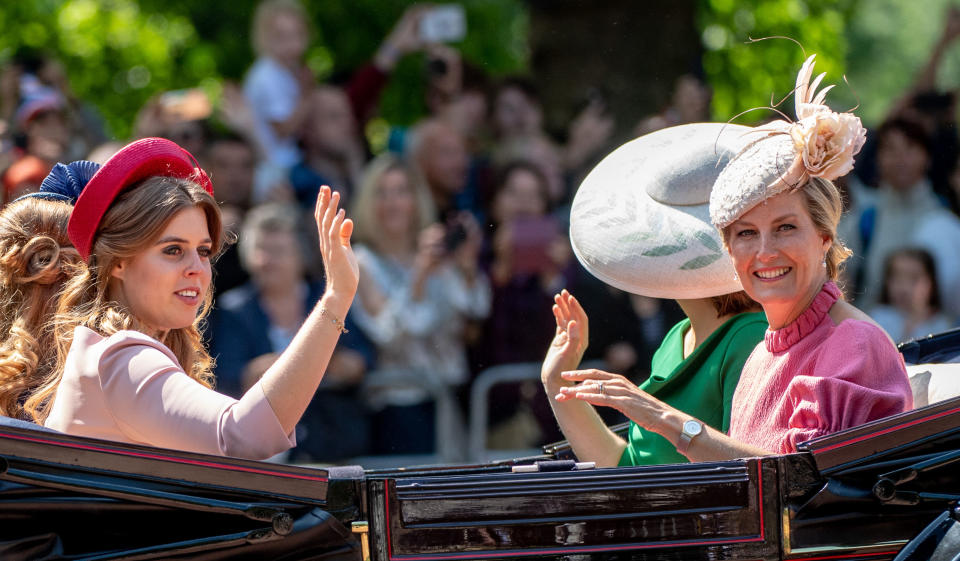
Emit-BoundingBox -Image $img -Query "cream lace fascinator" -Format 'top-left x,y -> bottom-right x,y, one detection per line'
709,55 -> 868,229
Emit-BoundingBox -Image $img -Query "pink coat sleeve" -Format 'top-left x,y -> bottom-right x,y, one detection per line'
779,321 -> 913,453
98,332 -> 295,459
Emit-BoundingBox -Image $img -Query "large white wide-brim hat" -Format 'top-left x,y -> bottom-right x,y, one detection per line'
570,122 -> 752,300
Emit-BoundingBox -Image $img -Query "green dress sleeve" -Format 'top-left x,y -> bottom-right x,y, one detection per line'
617,311 -> 767,466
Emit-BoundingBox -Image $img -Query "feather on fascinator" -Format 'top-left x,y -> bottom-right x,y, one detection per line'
709,55 -> 867,229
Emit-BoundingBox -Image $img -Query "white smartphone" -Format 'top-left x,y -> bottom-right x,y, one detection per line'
419,5 -> 466,43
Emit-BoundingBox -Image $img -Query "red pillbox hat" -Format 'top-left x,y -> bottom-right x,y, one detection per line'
67,138 -> 213,260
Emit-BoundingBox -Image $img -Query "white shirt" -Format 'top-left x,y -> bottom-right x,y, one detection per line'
243,57 -> 301,169
352,244 -> 491,408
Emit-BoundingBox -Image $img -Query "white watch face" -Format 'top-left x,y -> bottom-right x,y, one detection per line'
683,420 -> 703,437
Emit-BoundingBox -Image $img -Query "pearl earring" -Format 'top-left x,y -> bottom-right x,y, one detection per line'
822,256 -> 827,268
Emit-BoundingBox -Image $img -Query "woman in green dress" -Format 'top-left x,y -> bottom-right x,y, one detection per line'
541,122 -> 767,467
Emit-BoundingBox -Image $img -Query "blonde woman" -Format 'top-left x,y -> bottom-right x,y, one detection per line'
350,153 -> 490,455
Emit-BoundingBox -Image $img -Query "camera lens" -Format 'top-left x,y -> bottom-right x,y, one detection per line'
427,58 -> 448,76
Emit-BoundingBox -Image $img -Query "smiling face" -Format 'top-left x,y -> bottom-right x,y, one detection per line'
725,189 -> 831,329
109,206 -> 213,337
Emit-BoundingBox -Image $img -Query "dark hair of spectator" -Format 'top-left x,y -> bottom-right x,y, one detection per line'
877,117 -> 932,157
495,76 -> 541,105
710,291 -> 760,318
207,130 -> 253,151
462,62 -> 492,96
205,129 -> 257,156
879,247 -> 942,311
491,159 -> 553,219
12,48 -> 46,75
163,119 -> 212,146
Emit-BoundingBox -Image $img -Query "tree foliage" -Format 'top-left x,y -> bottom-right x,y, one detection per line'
8,0 -> 953,140
1,0 -> 527,139
844,0 -> 960,126
695,0 -> 858,124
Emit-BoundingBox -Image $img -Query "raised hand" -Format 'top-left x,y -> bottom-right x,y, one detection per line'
414,223 -> 447,275
541,290 -> 590,389
315,186 -> 359,299
565,98 -> 615,170
374,4 -> 430,71
945,6 -> 960,44
450,212 -> 482,278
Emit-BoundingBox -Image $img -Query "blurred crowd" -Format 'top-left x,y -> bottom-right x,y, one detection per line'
3,0 -> 960,464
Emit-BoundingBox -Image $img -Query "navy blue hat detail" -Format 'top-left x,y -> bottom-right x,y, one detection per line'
15,160 -> 101,204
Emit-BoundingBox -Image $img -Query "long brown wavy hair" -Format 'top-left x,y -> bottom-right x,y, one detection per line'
28,176 -> 224,423
0,197 -> 83,420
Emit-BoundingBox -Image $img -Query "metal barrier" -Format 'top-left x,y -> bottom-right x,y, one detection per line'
359,368 -> 467,465
467,360 -> 604,463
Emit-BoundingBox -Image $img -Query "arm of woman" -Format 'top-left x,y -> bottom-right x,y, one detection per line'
258,187 -> 360,435
541,291 -> 627,467
98,332 -> 294,459
557,369 -> 770,462
446,213 -> 491,319
353,233 -> 450,342
444,265 -> 492,319
354,267 -> 444,343
775,321 -> 912,453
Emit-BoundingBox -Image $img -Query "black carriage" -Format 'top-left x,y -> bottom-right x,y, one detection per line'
3,331 -> 959,560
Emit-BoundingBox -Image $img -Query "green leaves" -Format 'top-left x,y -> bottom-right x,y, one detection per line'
696,0 -> 855,123
0,0 -> 527,138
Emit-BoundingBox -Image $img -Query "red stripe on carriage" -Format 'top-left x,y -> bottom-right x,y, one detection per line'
0,430 -> 328,482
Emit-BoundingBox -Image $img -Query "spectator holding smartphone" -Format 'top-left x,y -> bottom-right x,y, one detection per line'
350,153 -> 490,456
475,160 -> 574,444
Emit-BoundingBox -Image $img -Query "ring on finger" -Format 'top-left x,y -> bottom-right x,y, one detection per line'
598,382 -> 605,395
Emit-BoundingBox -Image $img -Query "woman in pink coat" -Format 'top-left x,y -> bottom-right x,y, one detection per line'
557,55 -> 913,460
35,138 -> 358,460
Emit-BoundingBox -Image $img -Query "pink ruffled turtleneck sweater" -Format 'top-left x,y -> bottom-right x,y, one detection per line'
728,281 -> 913,454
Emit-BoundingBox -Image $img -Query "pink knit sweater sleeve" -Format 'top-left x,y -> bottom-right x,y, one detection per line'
98,331 -> 295,459
778,321 -> 912,453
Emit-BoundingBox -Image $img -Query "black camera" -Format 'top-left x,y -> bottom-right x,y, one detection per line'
444,221 -> 468,253
427,57 -> 448,77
